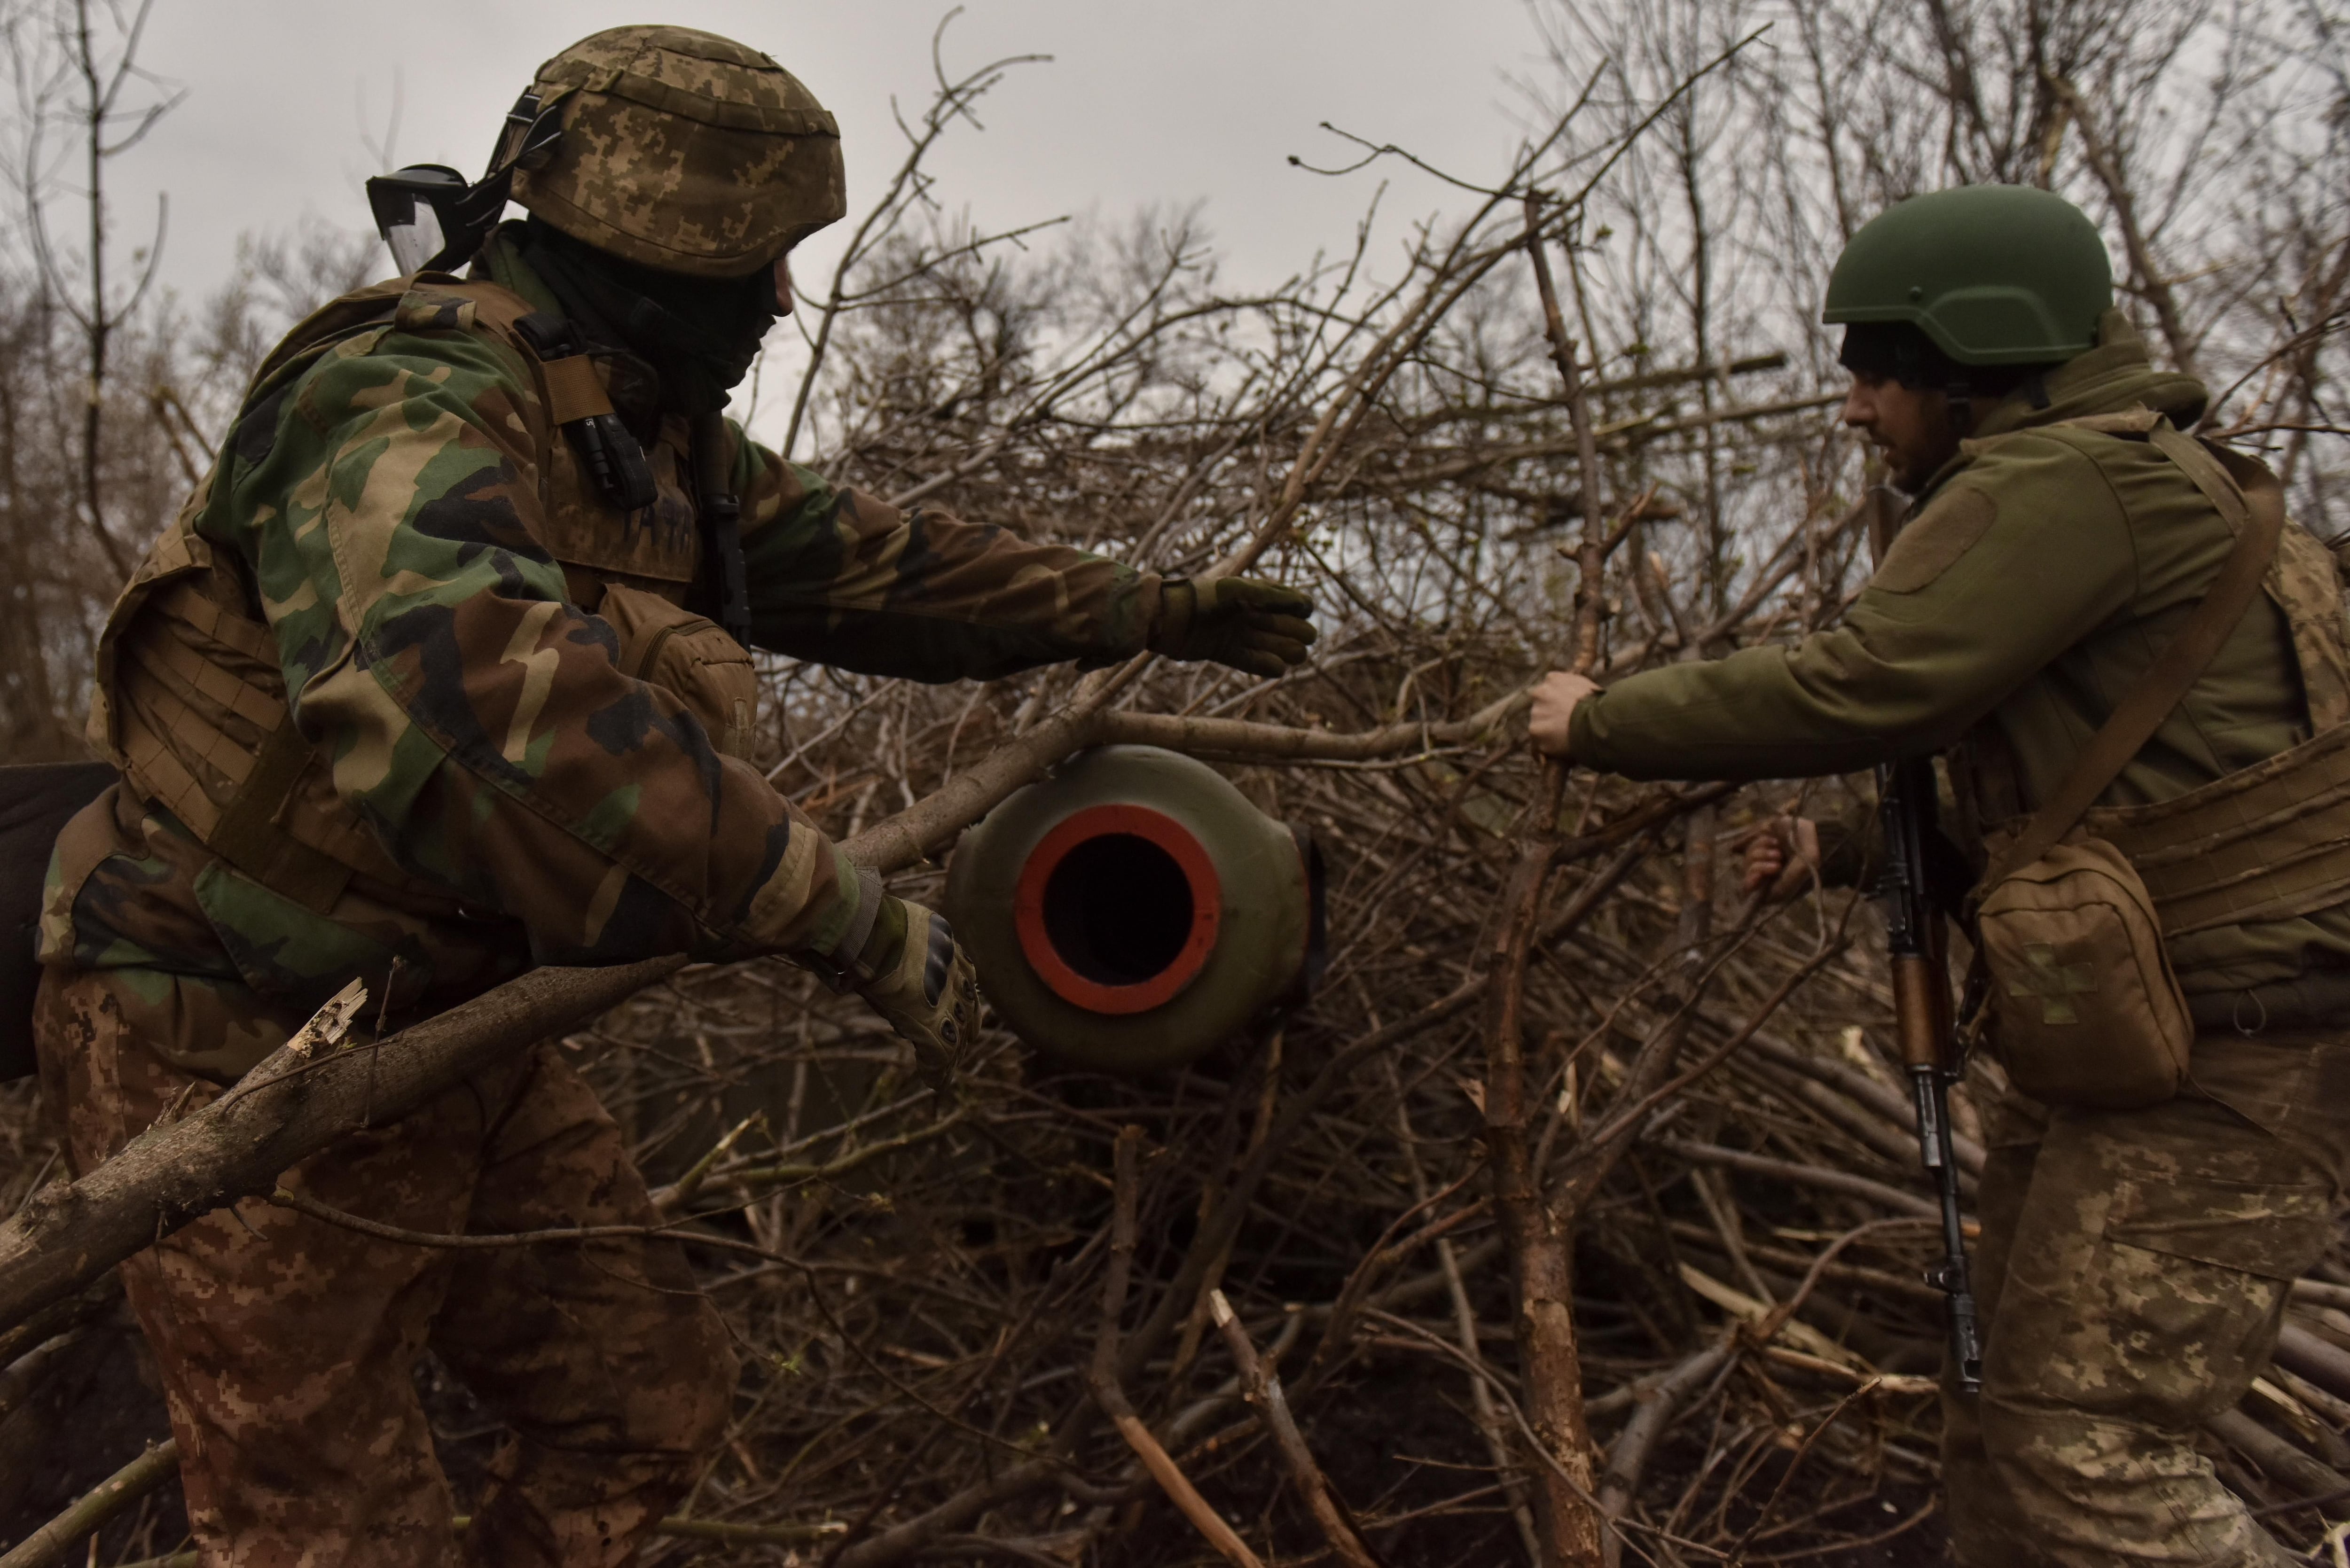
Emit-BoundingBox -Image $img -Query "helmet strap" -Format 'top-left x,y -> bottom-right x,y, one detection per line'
489,87 -> 568,177
445,89 -> 570,249
363,89 -> 568,276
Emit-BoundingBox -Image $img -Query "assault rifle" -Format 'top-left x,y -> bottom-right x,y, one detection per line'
1875,752 -> 1984,1392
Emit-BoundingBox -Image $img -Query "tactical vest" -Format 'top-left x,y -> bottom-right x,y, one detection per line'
1950,412 -> 2350,961
87,276 -> 761,916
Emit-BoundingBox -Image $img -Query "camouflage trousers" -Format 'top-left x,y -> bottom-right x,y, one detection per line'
1945,1031 -> 2350,1568
34,967 -> 738,1568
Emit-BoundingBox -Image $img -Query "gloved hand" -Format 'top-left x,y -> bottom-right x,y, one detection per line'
1147,577 -> 1317,678
840,892 -> 980,1093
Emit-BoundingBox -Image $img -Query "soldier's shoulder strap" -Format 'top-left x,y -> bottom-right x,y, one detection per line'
2024,405 -> 2350,730
393,285 -> 662,518
1980,420 -> 2287,889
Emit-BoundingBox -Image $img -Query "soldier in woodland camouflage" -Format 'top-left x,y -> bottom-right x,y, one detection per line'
35,25 -> 1314,1567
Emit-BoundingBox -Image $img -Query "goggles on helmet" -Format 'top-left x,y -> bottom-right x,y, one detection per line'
365,89 -> 567,275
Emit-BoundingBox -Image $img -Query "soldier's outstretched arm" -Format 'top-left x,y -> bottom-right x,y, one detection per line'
732,436 -> 1314,680
209,321 -> 879,982
1563,443 -> 2140,782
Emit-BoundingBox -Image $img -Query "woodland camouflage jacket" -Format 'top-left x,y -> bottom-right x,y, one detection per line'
1570,312 -> 2350,1002
41,239 -> 1161,1077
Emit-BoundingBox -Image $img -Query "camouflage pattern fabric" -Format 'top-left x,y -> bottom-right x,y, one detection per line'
512,26 -> 847,278
30,227 -> 1173,1559
43,234 -> 1162,1064
736,454 -> 1162,679
37,967 -> 735,1568
1943,1033 -> 2350,1567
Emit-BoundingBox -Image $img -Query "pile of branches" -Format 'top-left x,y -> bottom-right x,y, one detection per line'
5,2 -> 2350,1564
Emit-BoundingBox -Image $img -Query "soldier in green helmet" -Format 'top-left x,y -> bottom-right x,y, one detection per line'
1531,185 -> 2350,1565
33,23 -> 1314,1566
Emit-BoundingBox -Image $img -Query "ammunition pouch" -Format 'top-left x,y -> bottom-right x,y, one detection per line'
1975,834 -> 2193,1107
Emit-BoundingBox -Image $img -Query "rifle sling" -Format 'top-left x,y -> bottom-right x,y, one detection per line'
1978,424 -> 2286,893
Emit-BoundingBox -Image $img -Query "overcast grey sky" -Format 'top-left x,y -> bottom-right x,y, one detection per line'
108,1 -> 1554,312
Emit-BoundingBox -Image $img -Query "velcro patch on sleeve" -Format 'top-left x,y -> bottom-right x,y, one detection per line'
1871,485 -> 1998,594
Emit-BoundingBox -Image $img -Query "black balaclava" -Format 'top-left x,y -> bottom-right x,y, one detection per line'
519,216 -> 780,416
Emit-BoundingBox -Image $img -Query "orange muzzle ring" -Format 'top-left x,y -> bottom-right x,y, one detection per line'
1011,804 -> 1222,1015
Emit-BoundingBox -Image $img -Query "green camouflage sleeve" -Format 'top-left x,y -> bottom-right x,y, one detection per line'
202,311 -> 869,969
734,434 -> 1163,681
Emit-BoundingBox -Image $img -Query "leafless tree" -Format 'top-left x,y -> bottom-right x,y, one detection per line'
4,6 -> 2349,1565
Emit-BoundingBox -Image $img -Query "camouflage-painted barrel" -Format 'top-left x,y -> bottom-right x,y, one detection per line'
946,746 -> 1323,1072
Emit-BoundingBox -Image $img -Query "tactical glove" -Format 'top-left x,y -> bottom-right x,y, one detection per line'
1147,577 -> 1317,678
838,889 -> 981,1093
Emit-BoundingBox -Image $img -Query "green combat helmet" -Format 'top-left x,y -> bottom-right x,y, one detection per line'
368,25 -> 846,279
1824,185 -> 2113,365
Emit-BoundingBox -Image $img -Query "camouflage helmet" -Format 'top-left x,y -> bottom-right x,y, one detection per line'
1823,185 -> 2113,365
506,25 -> 846,280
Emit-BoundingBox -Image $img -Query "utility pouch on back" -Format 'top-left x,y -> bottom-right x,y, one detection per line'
1968,421 -> 2285,1108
